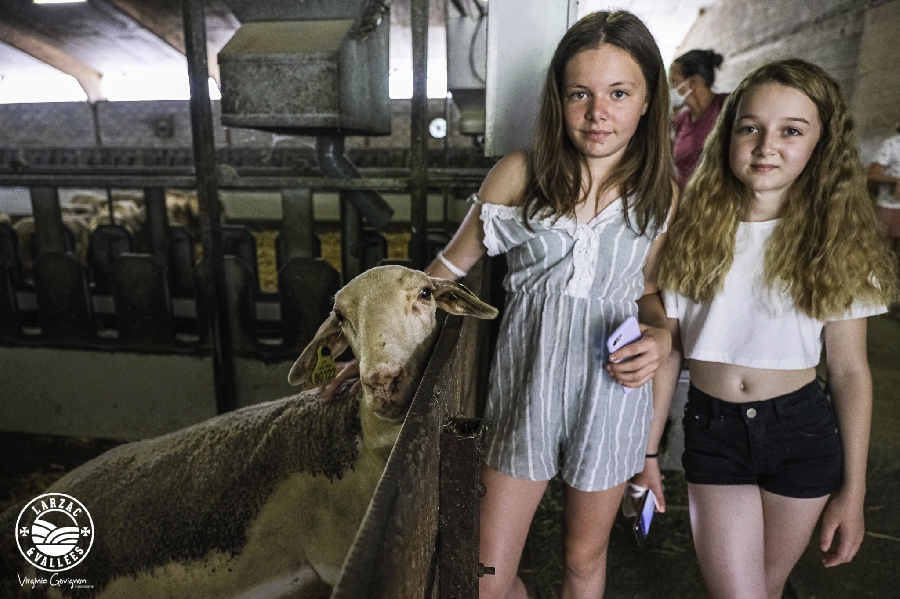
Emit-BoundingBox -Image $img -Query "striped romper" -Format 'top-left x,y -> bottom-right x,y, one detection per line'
477,194 -> 665,492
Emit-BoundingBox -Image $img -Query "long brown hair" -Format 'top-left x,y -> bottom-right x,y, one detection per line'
659,59 -> 899,318
524,10 -> 674,235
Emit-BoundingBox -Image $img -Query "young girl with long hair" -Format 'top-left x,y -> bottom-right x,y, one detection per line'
657,59 -> 899,599
421,10 -> 676,598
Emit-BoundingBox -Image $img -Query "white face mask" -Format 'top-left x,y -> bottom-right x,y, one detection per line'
669,80 -> 692,110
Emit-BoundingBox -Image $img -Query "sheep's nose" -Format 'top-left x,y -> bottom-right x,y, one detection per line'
362,365 -> 405,393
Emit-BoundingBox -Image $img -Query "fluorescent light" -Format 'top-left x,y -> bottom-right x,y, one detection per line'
33,0 -> 87,4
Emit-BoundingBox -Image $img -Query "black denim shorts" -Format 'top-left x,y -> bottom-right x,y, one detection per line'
682,379 -> 843,499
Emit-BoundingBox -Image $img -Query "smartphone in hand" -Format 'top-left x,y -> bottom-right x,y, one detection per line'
605,316 -> 642,394
633,488 -> 656,548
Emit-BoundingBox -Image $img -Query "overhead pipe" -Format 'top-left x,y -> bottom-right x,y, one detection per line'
315,135 -> 394,230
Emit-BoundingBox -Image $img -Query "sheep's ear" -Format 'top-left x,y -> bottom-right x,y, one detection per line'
288,313 -> 349,387
430,278 -> 498,319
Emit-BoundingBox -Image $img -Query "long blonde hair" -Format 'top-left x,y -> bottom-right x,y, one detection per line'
659,59 -> 899,318
524,10 -> 674,236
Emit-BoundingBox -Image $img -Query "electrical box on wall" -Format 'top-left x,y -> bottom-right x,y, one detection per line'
485,0 -> 580,157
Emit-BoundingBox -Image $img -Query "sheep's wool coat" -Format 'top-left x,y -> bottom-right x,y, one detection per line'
0,381 -> 360,598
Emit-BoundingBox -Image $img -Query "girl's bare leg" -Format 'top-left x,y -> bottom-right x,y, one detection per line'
561,481 -> 627,599
689,483 -> 768,599
689,484 -> 829,599
760,489 -> 829,599
479,465 -> 549,599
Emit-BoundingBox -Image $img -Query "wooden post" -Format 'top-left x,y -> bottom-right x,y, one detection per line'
440,417 -> 485,599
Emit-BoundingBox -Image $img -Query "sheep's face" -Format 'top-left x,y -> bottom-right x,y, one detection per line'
338,267 -> 445,421
289,266 -> 498,423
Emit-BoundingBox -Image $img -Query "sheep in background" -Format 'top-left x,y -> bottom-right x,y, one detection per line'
165,190 -> 201,236
69,189 -> 200,237
9,189 -> 197,274
12,213 -> 93,267
67,193 -> 146,237
0,265 -> 498,599
69,190 -> 202,240
11,194 -> 144,271
86,199 -> 145,236
66,194 -> 109,215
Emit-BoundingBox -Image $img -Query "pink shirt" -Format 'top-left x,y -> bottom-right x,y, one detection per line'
674,93 -> 729,189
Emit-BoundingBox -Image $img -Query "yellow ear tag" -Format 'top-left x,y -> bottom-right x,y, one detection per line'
311,346 -> 337,387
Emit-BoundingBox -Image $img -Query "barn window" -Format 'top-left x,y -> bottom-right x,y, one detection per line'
103,68 -> 221,102
0,74 -> 87,103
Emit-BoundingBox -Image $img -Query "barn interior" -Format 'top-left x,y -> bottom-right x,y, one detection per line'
0,0 -> 899,597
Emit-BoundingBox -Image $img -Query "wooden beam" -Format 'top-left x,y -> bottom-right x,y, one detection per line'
104,0 -> 186,53
0,20 -> 104,102
102,0 -> 221,83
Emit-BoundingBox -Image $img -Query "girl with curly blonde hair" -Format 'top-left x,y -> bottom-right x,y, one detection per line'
655,59 -> 899,599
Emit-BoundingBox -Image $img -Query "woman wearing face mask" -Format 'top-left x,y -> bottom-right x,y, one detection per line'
670,49 -> 728,189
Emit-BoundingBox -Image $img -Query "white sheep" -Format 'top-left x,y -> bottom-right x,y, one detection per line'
11,194 -> 143,269
0,265 -> 497,599
9,190 -> 200,277
13,213 -> 93,267
164,190 -> 201,234
86,199 -> 145,236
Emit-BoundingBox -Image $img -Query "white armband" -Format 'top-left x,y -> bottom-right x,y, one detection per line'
436,251 -> 467,278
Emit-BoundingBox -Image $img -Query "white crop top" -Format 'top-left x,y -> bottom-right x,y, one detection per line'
662,219 -> 886,370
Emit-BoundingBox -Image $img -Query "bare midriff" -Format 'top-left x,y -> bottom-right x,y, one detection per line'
689,360 -> 817,403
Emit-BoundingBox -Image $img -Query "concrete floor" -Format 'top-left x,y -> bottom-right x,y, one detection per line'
519,313 -> 900,599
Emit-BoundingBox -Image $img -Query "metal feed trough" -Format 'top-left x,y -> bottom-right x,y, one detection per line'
218,0 -> 389,136
218,0 -> 394,238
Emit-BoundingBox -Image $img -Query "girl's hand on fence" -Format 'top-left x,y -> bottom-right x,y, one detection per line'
319,359 -> 361,402
607,324 -> 672,389
820,490 -> 865,567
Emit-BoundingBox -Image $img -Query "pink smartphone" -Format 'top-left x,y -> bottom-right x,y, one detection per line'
606,316 -> 642,394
